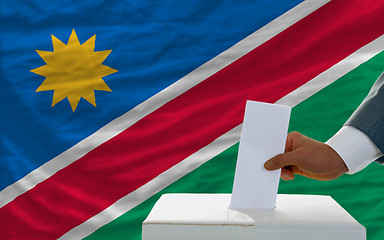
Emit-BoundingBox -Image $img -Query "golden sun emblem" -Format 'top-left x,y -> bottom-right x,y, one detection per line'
31,29 -> 118,111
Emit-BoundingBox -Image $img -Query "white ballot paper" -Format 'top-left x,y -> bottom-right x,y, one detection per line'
230,100 -> 291,209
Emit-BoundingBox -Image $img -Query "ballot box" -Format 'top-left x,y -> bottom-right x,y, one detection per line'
142,194 -> 365,240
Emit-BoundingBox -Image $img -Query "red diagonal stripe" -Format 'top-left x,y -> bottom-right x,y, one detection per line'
2,0 -> 384,238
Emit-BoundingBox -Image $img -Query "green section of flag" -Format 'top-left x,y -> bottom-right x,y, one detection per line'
85,51 -> 384,240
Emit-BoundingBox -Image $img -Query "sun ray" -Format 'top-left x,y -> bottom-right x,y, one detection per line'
94,78 -> 112,91
31,29 -> 117,111
35,50 -> 54,64
82,35 -> 96,52
82,91 -> 97,107
93,50 -> 112,64
52,35 -> 67,51
68,94 -> 81,112
52,90 -> 67,107
31,65 -> 49,77
36,79 -> 54,92
67,29 -> 81,47
97,64 -> 119,77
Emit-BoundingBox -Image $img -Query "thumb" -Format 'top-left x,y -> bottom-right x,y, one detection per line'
264,151 -> 299,170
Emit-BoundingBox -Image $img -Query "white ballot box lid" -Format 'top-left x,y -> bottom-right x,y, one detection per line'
142,194 -> 365,240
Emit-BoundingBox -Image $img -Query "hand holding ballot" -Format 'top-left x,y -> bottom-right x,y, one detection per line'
265,73 -> 384,180
264,132 -> 348,181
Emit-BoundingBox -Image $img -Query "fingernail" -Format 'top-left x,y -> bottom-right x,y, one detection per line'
282,171 -> 294,180
264,160 -> 273,170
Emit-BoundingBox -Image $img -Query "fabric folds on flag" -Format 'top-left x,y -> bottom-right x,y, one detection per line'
1,0 -> 384,239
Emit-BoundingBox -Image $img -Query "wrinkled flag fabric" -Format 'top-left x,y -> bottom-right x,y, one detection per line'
1,0 -> 384,239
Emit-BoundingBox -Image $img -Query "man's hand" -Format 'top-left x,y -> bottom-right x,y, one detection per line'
264,132 -> 348,181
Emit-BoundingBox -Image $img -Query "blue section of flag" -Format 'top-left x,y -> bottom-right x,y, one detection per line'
0,0 -> 303,190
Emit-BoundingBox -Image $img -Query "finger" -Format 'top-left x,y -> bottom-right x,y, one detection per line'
289,166 -> 329,180
264,151 -> 299,170
284,131 -> 302,153
284,134 -> 292,153
281,167 -> 295,180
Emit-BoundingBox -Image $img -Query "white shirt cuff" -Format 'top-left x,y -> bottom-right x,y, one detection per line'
326,126 -> 383,174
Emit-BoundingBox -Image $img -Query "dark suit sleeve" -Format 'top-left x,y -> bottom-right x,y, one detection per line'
345,72 -> 384,164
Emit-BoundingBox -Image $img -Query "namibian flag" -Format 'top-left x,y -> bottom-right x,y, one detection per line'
1,0 -> 384,239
